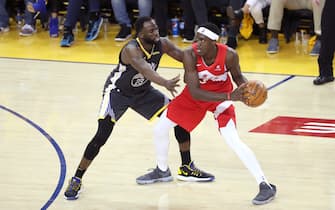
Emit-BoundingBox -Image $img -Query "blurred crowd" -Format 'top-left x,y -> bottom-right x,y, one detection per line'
0,0 -> 324,55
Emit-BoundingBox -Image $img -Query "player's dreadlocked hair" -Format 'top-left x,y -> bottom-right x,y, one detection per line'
198,22 -> 220,37
134,16 -> 153,37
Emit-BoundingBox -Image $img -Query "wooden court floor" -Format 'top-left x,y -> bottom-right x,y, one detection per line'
1,26 -> 335,210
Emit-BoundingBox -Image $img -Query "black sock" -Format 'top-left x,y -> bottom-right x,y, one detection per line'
63,26 -> 72,34
180,151 -> 191,165
74,167 -> 86,179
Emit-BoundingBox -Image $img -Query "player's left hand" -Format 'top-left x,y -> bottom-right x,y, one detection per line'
164,74 -> 180,98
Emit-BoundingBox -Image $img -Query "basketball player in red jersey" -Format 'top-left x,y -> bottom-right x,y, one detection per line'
137,22 -> 277,205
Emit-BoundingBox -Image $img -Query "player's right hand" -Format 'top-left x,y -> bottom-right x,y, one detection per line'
165,74 -> 180,98
231,83 -> 250,102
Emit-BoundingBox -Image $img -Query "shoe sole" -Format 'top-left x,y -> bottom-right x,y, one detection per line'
115,34 -> 132,42
60,40 -> 74,47
19,33 -> 34,36
266,48 -> 279,54
313,79 -> 334,85
136,176 -> 173,185
64,189 -> 81,200
60,44 -> 73,47
19,29 -> 36,36
176,175 -> 215,182
252,194 -> 275,205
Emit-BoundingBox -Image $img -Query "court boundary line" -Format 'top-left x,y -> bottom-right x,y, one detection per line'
267,75 -> 295,90
0,57 -> 314,77
0,105 -> 66,210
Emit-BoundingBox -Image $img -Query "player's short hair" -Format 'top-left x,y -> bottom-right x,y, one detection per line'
134,16 -> 153,37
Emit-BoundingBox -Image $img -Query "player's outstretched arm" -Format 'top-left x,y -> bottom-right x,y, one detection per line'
160,38 -> 184,62
122,43 -> 180,97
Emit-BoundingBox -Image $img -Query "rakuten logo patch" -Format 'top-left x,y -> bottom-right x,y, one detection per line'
250,116 -> 335,138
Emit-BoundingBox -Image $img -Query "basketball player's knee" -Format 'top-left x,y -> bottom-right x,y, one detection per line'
174,125 -> 190,143
84,136 -> 108,160
84,118 -> 114,160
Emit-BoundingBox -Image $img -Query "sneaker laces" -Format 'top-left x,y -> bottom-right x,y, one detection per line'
87,18 -> 101,34
66,178 -> 81,192
187,163 -> 203,177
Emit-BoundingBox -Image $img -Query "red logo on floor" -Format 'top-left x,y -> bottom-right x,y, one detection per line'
250,116 -> 335,138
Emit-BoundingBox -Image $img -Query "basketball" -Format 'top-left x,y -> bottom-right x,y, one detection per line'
243,80 -> 267,107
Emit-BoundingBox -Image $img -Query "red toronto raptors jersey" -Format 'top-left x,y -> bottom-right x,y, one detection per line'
167,43 -> 235,132
194,43 -> 233,92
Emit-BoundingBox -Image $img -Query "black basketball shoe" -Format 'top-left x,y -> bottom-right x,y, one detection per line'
177,161 -> 215,182
252,182 -> 277,205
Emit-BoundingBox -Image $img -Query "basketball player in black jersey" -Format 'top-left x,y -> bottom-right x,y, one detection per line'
64,16 -> 214,200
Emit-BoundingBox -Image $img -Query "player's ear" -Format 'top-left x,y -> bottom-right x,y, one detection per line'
138,31 -> 144,39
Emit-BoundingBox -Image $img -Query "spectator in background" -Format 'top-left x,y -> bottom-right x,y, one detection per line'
0,0 -> 9,32
241,0 -> 271,44
152,0 -> 196,43
313,0 -> 334,85
266,0 -> 325,55
190,0 -> 244,49
111,0 -> 152,42
19,0 -> 40,36
60,0 -> 103,47
180,0 -> 197,43
27,0 -> 60,37
152,0 -> 168,38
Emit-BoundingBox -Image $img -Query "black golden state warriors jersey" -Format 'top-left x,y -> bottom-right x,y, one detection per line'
104,39 -> 163,96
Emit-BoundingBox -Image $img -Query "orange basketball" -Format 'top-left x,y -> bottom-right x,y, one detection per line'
243,80 -> 268,107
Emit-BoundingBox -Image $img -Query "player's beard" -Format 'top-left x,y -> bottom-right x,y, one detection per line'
143,37 -> 158,45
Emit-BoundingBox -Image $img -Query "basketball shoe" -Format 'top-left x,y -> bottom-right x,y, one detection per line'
85,17 -> 103,41
136,166 -> 173,184
177,161 -> 215,182
115,24 -> 132,42
252,182 -> 277,205
64,176 -> 82,200
60,31 -> 74,47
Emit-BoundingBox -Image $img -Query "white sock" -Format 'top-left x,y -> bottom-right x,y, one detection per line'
219,119 -> 270,185
154,110 -> 176,172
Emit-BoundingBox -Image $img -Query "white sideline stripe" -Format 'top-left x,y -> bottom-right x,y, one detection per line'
305,122 -> 335,127
293,129 -> 335,134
